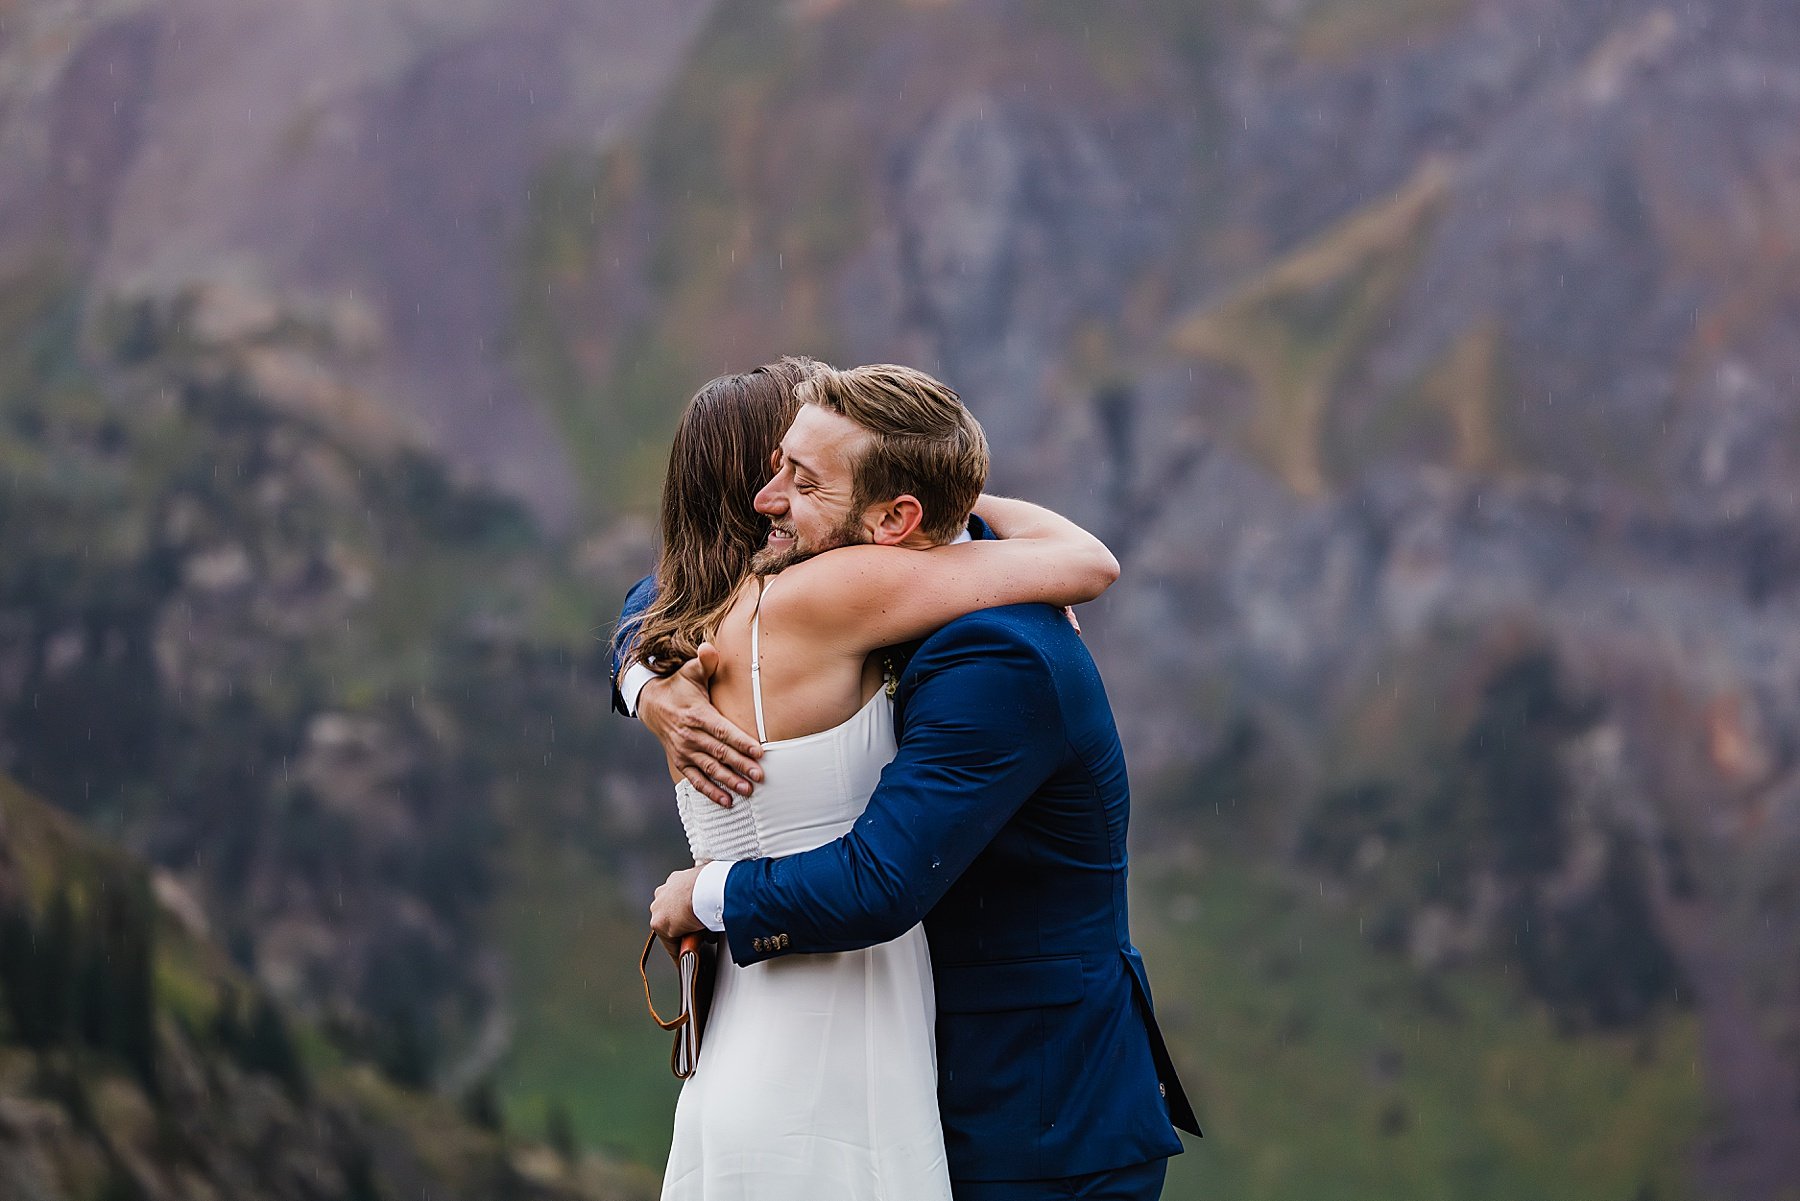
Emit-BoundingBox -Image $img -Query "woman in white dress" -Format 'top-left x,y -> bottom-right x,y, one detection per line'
626,361 -> 1118,1200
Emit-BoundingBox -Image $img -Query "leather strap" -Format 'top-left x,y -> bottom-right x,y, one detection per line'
639,932 -> 689,1032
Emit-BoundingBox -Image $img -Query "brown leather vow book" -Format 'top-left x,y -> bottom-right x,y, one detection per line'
640,931 -> 719,1079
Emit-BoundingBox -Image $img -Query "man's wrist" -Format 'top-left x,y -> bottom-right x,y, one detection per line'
692,861 -> 734,933
619,662 -> 658,719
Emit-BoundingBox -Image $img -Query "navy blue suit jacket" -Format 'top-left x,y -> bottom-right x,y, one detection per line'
609,552 -> 1198,1183
609,572 -> 659,716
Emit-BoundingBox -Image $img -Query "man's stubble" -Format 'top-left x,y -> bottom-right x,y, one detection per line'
748,506 -> 870,576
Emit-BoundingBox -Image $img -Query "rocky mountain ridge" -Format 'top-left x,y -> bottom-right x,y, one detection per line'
0,0 -> 717,524
0,277 -> 668,1104
5,0 -> 1800,1196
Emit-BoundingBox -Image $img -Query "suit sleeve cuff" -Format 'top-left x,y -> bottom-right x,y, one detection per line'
692,860 -> 734,933
619,662 -> 658,719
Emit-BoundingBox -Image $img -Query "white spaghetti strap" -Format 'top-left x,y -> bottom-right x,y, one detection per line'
749,577 -> 770,744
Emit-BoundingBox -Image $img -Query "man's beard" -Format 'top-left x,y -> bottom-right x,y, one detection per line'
750,510 -> 868,575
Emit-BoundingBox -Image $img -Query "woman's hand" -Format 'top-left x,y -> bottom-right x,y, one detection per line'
638,642 -> 763,807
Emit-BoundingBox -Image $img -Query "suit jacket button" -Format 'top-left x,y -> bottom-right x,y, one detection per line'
777,933 -> 790,949
752,937 -> 764,953
1159,1083 -> 1167,1097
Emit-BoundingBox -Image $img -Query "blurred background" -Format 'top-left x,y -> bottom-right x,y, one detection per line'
2,0 -> 1798,1198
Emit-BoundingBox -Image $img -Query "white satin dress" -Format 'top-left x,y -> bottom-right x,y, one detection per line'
659,584 -> 952,1201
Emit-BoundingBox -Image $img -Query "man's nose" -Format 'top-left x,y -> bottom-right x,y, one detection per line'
753,478 -> 784,516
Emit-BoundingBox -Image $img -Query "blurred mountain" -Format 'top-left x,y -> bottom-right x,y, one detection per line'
0,279 -> 672,1106
0,0 -> 714,525
5,0 -> 1800,1197
0,771 -> 654,1200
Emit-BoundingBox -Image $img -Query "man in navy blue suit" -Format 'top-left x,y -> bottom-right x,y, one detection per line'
621,369 -> 1198,1199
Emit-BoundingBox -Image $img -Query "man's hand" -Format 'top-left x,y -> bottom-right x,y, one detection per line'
638,642 -> 762,807
651,867 -> 705,941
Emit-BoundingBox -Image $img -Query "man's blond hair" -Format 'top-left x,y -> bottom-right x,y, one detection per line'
796,363 -> 989,544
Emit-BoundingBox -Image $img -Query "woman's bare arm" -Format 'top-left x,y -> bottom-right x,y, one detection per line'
774,494 -> 1119,657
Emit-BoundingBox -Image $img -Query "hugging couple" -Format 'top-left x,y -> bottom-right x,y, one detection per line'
611,357 -> 1199,1200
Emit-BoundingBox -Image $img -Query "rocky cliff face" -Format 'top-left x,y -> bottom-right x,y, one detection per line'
0,0 -> 715,525
512,2 -> 1800,1194
6,0 -> 1800,1194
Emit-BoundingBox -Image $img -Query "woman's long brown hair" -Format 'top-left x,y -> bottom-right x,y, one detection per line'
624,358 -> 814,671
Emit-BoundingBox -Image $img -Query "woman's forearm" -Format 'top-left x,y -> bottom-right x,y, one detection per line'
970,494 -> 1120,598
972,494 -> 1078,541
789,494 -> 1123,653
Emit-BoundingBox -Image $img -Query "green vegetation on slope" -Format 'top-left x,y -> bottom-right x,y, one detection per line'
0,772 -> 648,1201
489,810 -> 1706,1199
1139,860 -> 1703,1201
495,828 -> 682,1172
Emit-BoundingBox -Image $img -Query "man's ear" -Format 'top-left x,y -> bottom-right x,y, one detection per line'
865,495 -> 926,545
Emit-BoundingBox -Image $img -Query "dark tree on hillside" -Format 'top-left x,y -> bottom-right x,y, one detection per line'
338,1141 -> 384,1201
0,906 -> 47,1044
81,875 -> 159,1095
1461,652 -> 1682,1028
1515,836 -> 1686,1030
1462,652 -> 1599,880
1,873 -> 158,1089
243,994 -> 309,1098
98,1154 -> 150,1201
546,1096 -> 578,1165
461,1076 -> 504,1133
40,886 -> 79,1046
375,1006 -> 434,1090
209,982 -> 245,1049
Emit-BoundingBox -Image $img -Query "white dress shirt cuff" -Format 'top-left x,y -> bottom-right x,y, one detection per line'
692,860 -> 734,933
619,661 -> 658,718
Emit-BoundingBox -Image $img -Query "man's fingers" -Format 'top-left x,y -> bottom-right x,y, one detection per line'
678,730 -> 754,793
708,737 -> 764,784
679,764 -> 733,808
712,721 -> 764,766
687,750 -> 751,804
